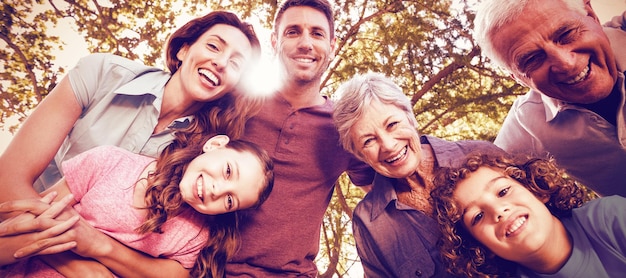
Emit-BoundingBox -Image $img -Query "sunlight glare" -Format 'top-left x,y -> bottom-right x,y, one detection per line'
240,55 -> 282,97
239,20 -> 282,97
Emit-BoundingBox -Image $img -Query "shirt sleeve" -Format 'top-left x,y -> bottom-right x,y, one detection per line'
603,10 -> 626,30
346,155 -> 375,186
67,53 -> 150,111
581,196 -> 626,255
494,97 -> 543,155
603,13 -> 626,71
67,53 -> 111,110
352,212 -> 393,278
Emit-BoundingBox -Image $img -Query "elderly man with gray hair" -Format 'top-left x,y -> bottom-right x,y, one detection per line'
475,0 -> 626,197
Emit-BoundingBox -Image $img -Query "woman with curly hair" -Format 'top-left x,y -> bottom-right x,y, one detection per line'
0,132 -> 274,277
431,153 -> 626,277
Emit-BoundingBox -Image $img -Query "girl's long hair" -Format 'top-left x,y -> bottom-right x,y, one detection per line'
136,129 -> 274,277
430,152 -> 586,277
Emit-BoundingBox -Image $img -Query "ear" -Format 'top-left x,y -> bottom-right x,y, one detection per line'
271,32 -> 278,54
582,0 -> 601,23
176,45 -> 189,63
539,194 -> 551,204
510,73 -> 530,88
203,135 -> 230,152
329,37 -> 337,61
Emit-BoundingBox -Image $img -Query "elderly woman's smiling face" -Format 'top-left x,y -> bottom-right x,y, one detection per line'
349,100 -> 422,178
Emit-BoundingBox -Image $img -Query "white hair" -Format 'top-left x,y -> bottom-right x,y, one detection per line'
473,0 -> 587,69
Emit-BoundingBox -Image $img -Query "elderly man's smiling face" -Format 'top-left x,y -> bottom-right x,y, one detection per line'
492,0 -> 617,104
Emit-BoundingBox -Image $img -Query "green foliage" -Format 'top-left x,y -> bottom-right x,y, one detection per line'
2,0 -> 528,276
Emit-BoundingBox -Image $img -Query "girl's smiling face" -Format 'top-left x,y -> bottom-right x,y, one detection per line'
453,166 -> 559,264
179,135 -> 264,215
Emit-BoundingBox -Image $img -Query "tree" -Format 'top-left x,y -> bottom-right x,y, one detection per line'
1,0 -> 201,131
2,0 -> 526,276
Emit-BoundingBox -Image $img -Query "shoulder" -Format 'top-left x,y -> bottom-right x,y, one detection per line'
575,195 -> 626,212
70,146 -> 150,168
572,196 -> 626,226
355,175 -> 395,223
84,145 -> 135,158
423,135 -> 504,167
510,89 -> 545,110
75,53 -> 162,76
602,21 -> 626,70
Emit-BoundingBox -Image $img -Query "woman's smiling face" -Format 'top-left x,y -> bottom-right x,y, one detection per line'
348,100 -> 422,179
176,24 -> 254,102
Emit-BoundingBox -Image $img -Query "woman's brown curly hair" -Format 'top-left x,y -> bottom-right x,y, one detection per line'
135,129 -> 274,278
430,152 -> 586,277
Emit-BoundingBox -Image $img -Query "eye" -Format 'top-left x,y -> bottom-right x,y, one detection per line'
518,52 -> 545,73
207,42 -> 220,51
312,30 -> 325,38
285,29 -> 299,37
225,163 -> 232,179
226,195 -> 234,211
471,211 -> 484,226
229,59 -> 242,71
558,27 -> 578,45
498,186 -> 511,197
362,137 -> 374,148
387,121 -> 399,130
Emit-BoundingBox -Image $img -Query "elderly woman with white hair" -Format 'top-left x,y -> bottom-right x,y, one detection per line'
333,72 -> 504,277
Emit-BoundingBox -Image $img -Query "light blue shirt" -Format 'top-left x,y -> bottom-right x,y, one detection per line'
35,53 -> 191,191
519,196 -> 626,277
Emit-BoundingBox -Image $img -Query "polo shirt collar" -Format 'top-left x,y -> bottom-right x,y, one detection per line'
115,70 -> 171,97
114,71 -> 192,127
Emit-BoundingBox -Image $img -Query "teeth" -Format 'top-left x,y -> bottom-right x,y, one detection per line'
385,146 -> 407,163
198,69 -> 219,86
196,176 -> 204,201
564,65 -> 589,84
295,58 -> 314,63
506,216 -> 527,236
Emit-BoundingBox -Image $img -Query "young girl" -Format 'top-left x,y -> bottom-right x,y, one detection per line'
1,133 -> 274,278
431,153 -> 626,277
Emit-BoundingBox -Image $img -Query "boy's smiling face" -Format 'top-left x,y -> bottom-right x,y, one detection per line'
453,166 -> 559,264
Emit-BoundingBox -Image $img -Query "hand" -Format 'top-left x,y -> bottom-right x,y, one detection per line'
6,195 -> 118,259
0,190 -> 57,221
0,192 -> 79,265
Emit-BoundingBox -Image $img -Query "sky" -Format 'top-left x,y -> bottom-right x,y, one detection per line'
0,0 -> 625,151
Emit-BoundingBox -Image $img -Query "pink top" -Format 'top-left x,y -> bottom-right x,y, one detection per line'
1,146 -> 208,277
